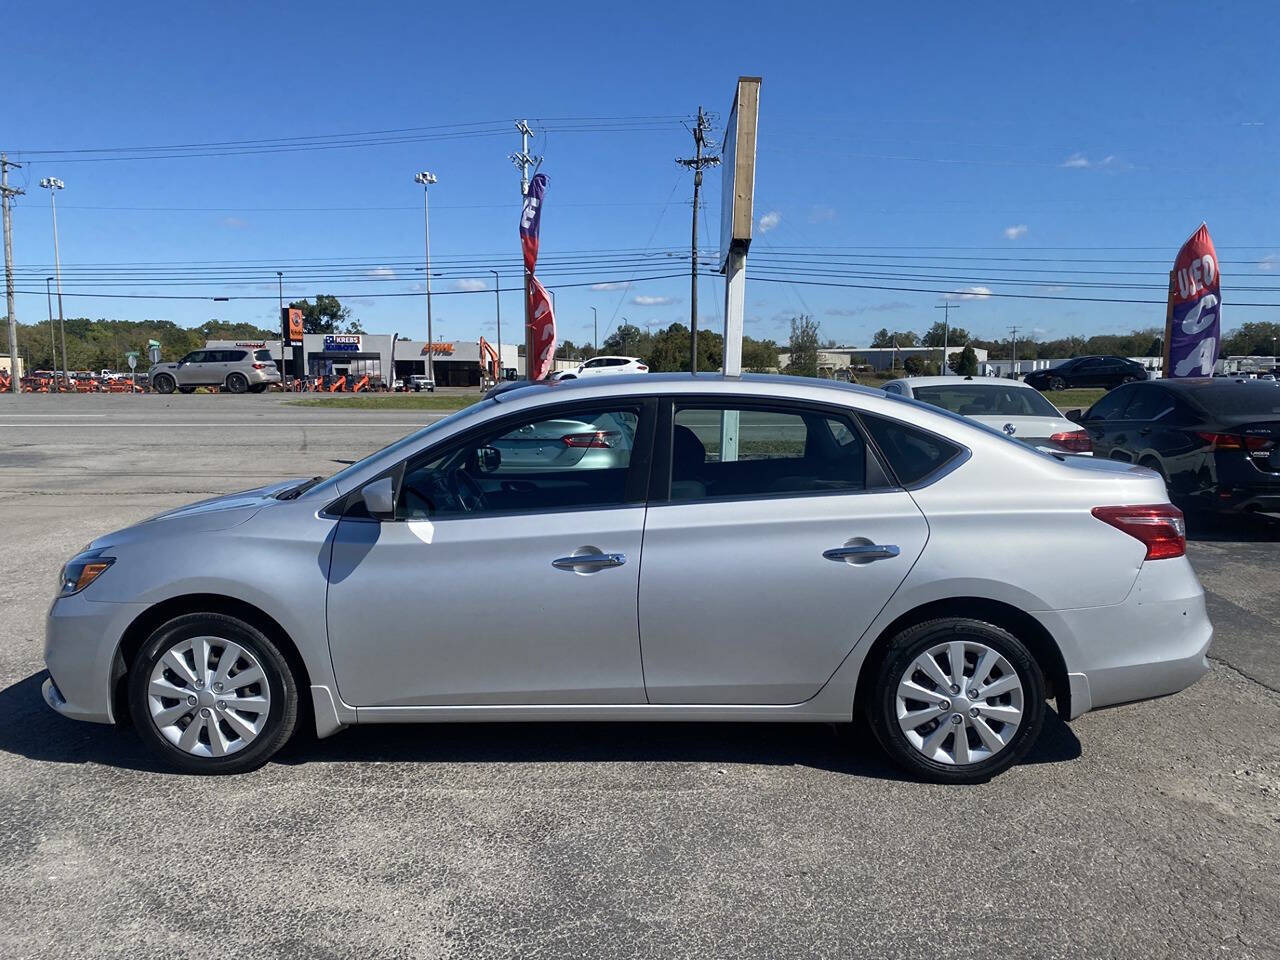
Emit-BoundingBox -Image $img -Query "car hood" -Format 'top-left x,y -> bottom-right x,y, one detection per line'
88,479 -> 307,550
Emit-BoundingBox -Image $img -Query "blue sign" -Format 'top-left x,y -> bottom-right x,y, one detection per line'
323,335 -> 361,352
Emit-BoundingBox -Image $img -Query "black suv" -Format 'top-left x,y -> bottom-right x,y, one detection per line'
1024,356 -> 1149,392
1068,378 -> 1280,513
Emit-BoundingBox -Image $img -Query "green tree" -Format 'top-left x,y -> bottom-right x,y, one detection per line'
902,355 -> 926,376
783,315 -> 821,378
871,327 -> 920,348
1221,321 -> 1280,356
949,344 -> 980,375
921,321 -> 971,347
290,295 -> 362,334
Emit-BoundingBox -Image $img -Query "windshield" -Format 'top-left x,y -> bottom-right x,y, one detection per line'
306,399 -> 497,497
913,384 -> 1061,418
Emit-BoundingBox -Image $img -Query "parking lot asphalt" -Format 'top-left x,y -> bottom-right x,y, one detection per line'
1,394 -> 1277,959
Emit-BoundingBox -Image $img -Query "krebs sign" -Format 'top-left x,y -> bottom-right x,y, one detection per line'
323,335 -> 362,353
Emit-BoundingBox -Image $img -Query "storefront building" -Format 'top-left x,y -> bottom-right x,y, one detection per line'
204,335 -> 521,386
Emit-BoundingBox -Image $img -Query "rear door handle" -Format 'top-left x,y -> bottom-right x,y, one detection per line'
823,544 -> 900,564
552,552 -> 627,571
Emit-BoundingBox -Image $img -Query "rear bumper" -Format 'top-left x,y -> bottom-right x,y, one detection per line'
1033,557 -> 1212,719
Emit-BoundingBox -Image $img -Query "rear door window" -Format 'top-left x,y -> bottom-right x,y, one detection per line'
1121,388 -> 1175,422
1083,385 -> 1134,421
669,404 -> 868,501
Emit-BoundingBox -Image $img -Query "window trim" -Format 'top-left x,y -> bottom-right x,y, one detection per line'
649,394 -> 898,506
328,397 -> 657,522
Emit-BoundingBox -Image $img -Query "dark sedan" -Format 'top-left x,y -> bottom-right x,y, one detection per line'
1024,356 -> 1149,392
1067,378 -> 1280,513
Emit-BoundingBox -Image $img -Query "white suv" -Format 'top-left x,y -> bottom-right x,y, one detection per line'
566,356 -> 648,379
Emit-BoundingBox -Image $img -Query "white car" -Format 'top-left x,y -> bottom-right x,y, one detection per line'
884,376 -> 1093,455
564,356 -> 649,379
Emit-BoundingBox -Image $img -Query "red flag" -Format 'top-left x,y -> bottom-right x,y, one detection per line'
1163,223 -> 1221,377
527,276 -> 557,381
520,174 -> 548,274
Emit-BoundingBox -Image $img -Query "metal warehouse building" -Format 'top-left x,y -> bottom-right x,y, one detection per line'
204,334 -> 520,387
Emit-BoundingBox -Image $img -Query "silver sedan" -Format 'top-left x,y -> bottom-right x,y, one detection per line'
43,374 -> 1211,782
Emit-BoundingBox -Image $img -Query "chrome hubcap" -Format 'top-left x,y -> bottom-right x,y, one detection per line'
895,639 -> 1024,766
147,636 -> 271,758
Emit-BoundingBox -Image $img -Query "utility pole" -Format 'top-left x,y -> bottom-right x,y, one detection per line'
591,306 -> 598,354
2,154 -> 24,394
277,271 -> 285,384
489,269 -> 502,377
510,120 -> 539,378
1009,325 -> 1019,378
620,317 -> 629,356
677,106 -> 720,374
414,171 -> 438,385
934,301 -> 958,373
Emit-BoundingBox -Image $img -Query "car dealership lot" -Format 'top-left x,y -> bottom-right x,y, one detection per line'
1,394 -> 1277,959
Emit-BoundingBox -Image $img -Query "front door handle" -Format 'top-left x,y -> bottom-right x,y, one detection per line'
552,552 -> 627,571
823,544 -> 900,564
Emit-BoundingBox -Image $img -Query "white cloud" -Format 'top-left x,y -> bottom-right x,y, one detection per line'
758,210 -> 781,233
365,267 -> 396,278
807,205 -> 836,224
825,307 -> 860,317
219,216 -> 248,228
944,286 -> 993,301
1061,153 -> 1118,170
1003,224 -> 1028,240
631,295 -> 679,306
590,281 -> 632,291
452,278 -> 487,292
1258,254 -> 1280,272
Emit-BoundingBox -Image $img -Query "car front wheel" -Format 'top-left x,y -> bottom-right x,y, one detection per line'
153,374 -> 175,394
867,617 -> 1045,784
128,613 -> 298,775
1049,376 -> 1066,391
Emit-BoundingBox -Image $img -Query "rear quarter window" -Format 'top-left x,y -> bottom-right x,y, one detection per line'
859,413 -> 963,486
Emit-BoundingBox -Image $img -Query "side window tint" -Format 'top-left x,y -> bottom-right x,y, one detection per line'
397,407 -> 640,519
254,349 -> 273,363
1122,388 -> 1174,422
670,406 -> 866,501
860,414 -> 962,486
1084,387 -> 1131,421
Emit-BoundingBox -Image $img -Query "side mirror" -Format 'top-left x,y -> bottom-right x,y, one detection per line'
1065,409 -> 1084,423
477,446 -> 502,473
360,476 -> 396,520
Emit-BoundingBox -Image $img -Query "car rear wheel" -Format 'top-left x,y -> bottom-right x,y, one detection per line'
1049,376 -> 1066,391
178,386 -> 196,394
128,613 -> 298,775
153,373 -> 175,394
249,383 -> 267,393
867,617 -> 1046,784
225,372 -> 249,394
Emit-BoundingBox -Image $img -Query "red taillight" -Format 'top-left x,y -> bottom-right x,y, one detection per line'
252,362 -> 267,370
635,364 -> 648,371
1049,429 -> 1093,453
562,430 -> 620,448
1091,504 -> 1186,560
1196,432 -> 1271,452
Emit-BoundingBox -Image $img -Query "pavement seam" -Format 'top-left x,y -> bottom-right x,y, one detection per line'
1207,655 -> 1280,697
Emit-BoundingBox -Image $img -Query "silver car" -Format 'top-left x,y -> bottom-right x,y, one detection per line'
43,374 -> 1211,781
150,348 -> 281,394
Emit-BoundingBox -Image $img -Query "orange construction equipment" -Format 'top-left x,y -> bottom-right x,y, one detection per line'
479,336 -> 500,386
353,375 -> 369,393
329,375 -> 347,393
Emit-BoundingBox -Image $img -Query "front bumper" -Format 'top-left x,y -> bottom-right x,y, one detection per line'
43,594 -> 149,725
1033,556 -> 1212,719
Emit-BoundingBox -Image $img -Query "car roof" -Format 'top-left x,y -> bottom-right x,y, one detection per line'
491,371 -> 887,404
584,355 -> 642,362
890,375 -> 1036,389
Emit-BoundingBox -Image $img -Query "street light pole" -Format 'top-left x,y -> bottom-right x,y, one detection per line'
591,306 -> 598,355
40,178 -> 69,391
934,301 -> 957,373
277,271 -> 286,385
414,171 -> 438,384
489,269 -> 501,378
45,277 -> 58,391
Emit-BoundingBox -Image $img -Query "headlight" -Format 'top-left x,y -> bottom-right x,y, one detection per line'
57,549 -> 115,598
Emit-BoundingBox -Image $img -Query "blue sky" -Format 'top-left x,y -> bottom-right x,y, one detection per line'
3,0 -> 1277,348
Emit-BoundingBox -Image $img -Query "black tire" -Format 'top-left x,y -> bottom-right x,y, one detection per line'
178,385 -> 196,394
128,612 -> 298,775
225,372 -> 249,394
249,383 -> 267,393
866,617 -> 1046,784
153,373 -> 176,394
1048,376 -> 1066,392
